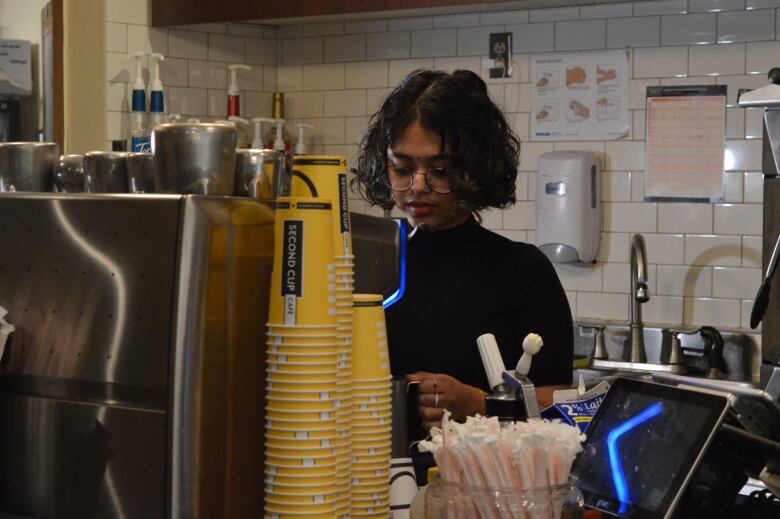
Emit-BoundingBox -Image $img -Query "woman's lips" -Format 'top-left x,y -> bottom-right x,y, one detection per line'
407,201 -> 434,217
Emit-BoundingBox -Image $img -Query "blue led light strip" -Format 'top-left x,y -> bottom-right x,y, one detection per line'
383,219 -> 407,309
606,402 -> 663,514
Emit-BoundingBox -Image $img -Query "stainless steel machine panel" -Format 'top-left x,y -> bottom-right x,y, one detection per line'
0,395 -> 165,518
0,194 -> 179,391
0,194 -> 274,518
170,196 -> 273,518
763,178 -> 780,365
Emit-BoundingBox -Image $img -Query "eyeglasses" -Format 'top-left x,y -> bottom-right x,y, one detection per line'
384,164 -> 454,194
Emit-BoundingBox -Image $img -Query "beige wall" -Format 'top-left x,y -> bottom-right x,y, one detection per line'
0,0 -> 107,151
63,0 -> 106,153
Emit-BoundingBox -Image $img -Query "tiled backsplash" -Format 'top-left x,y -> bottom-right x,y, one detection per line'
105,0 -> 277,149
106,0 -> 775,330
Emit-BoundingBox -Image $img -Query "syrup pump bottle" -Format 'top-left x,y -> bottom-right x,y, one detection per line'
264,93 -> 292,165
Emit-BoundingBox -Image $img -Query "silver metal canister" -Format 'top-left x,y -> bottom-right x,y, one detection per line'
153,123 -> 237,195
83,151 -> 128,193
0,142 -> 59,192
234,148 -> 284,199
126,152 -> 156,193
54,154 -> 85,193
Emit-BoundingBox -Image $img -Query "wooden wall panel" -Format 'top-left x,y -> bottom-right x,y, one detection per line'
152,0 -> 482,27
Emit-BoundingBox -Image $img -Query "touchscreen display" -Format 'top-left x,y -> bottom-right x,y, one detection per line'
571,378 -> 728,518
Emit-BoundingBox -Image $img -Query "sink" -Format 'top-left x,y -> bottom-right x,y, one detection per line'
571,321 -> 761,386
571,367 -> 650,387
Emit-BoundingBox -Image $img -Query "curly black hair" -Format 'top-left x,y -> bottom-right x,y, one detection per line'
352,69 -> 520,214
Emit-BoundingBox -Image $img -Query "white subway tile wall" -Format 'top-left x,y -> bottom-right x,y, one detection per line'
106,0 -> 772,329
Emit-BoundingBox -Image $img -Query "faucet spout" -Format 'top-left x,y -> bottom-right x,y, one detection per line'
630,233 -> 648,363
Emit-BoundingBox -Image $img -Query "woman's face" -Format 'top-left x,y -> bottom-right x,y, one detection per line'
387,122 -> 469,231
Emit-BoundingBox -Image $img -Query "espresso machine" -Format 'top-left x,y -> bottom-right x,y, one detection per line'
0,197 -> 404,519
738,70 -> 780,399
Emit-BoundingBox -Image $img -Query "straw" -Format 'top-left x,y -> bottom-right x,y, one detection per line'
419,412 -> 585,517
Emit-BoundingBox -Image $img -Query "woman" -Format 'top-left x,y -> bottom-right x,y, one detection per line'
353,69 -> 573,442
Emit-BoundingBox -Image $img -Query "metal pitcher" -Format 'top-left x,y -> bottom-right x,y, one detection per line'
0,142 -> 59,192
54,154 -> 85,193
126,152 -> 156,193
234,148 -> 284,199
83,151 -> 128,193
153,123 -> 237,195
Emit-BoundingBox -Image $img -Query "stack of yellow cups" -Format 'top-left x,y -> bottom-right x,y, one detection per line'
265,197 -> 341,518
291,155 -> 354,516
350,294 -> 393,517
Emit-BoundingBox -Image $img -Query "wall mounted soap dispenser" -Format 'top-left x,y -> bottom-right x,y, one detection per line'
535,150 -> 601,263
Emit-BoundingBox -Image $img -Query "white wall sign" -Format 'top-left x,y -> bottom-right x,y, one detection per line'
530,50 -> 629,141
0,39 -> 32,97
644,85 -> 726,201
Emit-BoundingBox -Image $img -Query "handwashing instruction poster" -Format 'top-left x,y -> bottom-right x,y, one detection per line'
531,50 -> 629,141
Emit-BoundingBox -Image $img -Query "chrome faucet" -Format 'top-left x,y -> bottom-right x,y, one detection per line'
588,233 -> 683,373
629,233 -> 649,363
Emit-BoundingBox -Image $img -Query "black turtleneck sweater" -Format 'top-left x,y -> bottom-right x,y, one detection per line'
387,216 -> 573,440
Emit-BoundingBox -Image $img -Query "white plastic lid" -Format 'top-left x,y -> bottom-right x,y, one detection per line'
476,333 -> 506,391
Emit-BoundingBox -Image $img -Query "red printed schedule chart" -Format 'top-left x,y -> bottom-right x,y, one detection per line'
644,85 -> 727,200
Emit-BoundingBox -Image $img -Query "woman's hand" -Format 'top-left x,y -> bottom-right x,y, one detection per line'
406,372 -> 486,431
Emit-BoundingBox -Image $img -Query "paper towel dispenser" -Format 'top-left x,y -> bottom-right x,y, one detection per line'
535,151 -> 600,263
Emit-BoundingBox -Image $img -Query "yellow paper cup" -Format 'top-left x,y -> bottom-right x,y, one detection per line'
290,155 -> 352,258
266,387 -> 336,399
266,428 -> 338,440
352,446 -> 392,457
266,407 -> 337,421
266,462 -> 338,477
351,409 -> 392,419
265,482 -> 338,496
351,431 -> 392,443
267,334 -> 340,346
267,323 -> 339,332
266,378 -> 338,392
269,197 -> 337,326
265,505 -> 337,517
351,460 -> 391,472
351,416 -> 392,427
265,445 -> 338,458
266,352 -> 340,363
266,398 -> 339,412
265,369 -> 338,382
266,437 -> 338,450
264,474 -> 337,487
351,474 -> 389,486
265,454 -> 338,468
351,294 -> 391,381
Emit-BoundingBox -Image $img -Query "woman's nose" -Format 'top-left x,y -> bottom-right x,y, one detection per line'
410,171 -> 429,193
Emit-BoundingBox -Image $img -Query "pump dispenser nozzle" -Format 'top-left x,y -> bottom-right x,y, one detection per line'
295,123 -> 314,155
128,52 -> 146,112
227,64 -> 250,96
251,117 -> 265,149
256,117 -> 286,151
149,53 -> 165,127
228,115 -> 249,128
129,52 -> 145,90
227,64 -> 250,117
